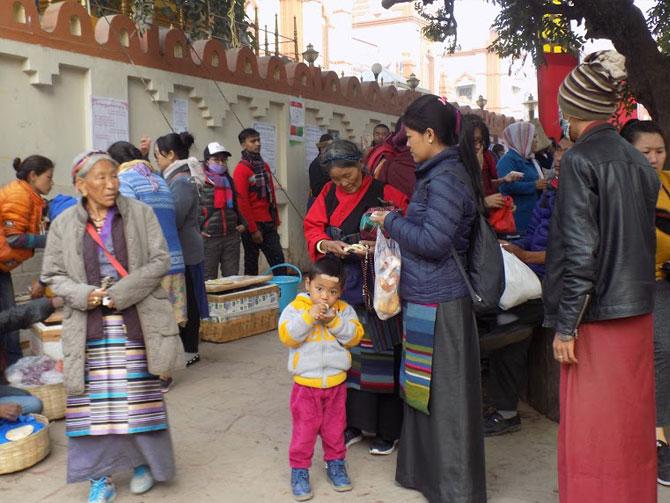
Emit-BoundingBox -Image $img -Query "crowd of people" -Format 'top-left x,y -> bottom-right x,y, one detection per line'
0,48 -> 668,503
0,127 -> 286,501
297,49 -> 668,503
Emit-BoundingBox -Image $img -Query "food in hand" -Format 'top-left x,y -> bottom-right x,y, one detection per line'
376,295 -> 400,315
374,238 -> 402,320
343,243 -> 368,254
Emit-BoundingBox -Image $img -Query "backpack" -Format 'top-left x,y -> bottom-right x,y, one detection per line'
434,163 -> 505,313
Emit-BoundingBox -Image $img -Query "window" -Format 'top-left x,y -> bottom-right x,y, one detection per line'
457,85 -> 474,101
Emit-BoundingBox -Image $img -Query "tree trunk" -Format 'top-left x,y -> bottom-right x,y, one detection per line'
576,1 -> 670,151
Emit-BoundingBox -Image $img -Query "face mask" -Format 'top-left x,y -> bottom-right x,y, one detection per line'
559,110 -> 571,141
207,160 -> 227,174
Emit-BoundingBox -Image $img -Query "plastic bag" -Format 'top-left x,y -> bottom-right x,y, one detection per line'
498,247 -> 543,310
5,355 -> 61,387
373,228 -> 402,320
488,196 -> 517,235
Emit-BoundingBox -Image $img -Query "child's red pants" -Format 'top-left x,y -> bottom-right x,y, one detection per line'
289,382 -> 346,469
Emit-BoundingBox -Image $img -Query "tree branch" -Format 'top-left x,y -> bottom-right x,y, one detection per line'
381,0 -> 413,8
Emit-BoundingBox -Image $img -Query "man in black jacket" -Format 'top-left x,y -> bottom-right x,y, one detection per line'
544,51 -> 660,502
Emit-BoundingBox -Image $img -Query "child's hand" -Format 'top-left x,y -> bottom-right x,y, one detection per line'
309,303 -> 326,321
320,307 -> 336,324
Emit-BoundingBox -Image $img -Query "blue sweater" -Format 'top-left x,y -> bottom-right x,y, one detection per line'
497,149 -> 541,235
385,147 -> 476,304
515,188 -> 556,278
119,163 -> 185,275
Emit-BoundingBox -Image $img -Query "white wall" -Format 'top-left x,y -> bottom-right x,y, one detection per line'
0,36 -> 396,289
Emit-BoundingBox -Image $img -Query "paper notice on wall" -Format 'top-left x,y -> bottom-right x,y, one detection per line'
253,122 -> 277,175
289,98 -> 305,142
172,97 -> 189,133
91,97 -> 129,151
304,125 -> 325,173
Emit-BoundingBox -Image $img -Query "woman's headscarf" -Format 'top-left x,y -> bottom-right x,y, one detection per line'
71,150 -> 118,184
530,119 -> 551,152
503,122 -> 536,160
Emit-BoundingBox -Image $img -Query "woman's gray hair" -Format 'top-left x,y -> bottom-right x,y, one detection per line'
320,139 -> 363,172
71,150 -> 118,184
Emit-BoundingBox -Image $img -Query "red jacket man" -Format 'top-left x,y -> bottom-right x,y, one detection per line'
233,128 -> 286,275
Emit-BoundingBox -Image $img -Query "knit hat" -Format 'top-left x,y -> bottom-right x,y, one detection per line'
71,150 -> 118,184
557,50 -> 627,120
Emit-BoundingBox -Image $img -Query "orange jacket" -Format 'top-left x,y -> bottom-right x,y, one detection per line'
0,180 -> 46,271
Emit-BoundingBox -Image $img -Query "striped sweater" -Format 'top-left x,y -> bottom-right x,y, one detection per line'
118,160 -> 185,275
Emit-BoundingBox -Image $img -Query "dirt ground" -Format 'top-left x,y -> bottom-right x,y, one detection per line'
3,331 -> 670,503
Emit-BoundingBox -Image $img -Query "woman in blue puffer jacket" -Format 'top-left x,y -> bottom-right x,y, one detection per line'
371,95 -> 486,503
497,122 -> 548,235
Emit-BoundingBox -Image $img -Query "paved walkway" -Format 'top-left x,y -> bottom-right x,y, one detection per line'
3,331 -> 670,502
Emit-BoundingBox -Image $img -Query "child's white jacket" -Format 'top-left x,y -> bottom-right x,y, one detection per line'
278,293 -> 364,389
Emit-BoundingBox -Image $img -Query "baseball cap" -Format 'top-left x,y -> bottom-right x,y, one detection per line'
204,142 -> 232,160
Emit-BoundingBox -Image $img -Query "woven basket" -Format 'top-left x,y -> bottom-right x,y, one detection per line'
0,414 -> 51,475
21,384 -> 66,421
201,308 -> 278,343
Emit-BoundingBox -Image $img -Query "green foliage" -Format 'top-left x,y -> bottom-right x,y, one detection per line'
90,0 -> 253,48
413,0 -> 459,51
487,0 -> 584,65
129,0 -> 153,31
647,0 -> 670,55
159,0 -> 252,47
409,0 -> 667,63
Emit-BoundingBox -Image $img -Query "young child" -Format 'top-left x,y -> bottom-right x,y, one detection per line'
278,256 -> 364,501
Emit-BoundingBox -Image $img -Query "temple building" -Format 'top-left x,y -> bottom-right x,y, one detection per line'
247,0 -> 537,119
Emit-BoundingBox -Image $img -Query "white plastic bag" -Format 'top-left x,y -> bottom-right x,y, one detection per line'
5,355 -> 61,387
373,228 -> 402,320
498,247 -> 543,310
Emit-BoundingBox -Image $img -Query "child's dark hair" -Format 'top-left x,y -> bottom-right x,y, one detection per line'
308,255 -> 346,285
374,123 -> 390,132
13,155 -> 54,181
107,141 -> 143,164
620,119 -> 667,147
155,132 -> 195,160
238,128 -> 260,144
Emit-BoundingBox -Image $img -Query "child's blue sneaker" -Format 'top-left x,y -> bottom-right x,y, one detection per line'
326,459 -> 352,492
130,464 -> 155,494
291,468 -> 313,501
88,477 -> 116,503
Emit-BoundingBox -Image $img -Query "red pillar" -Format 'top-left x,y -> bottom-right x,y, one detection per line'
537,52 -> 578,140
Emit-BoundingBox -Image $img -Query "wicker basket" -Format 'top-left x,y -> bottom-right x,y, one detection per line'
201,308 -> 279,343
0,414 -> 51,475
20,384 -> 66,421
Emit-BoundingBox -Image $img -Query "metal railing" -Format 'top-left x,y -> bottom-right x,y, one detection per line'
37,1 -> 300,60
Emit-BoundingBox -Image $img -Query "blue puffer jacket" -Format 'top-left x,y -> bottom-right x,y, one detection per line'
515,188 -> 556,278
497,149 -> 541,234
384,147 -> 476,304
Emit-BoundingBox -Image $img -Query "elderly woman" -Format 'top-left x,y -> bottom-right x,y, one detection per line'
304,139 -> 408,456
41,151 -> 184,503
497,122 -> 547,234
372,95 -> 486,502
